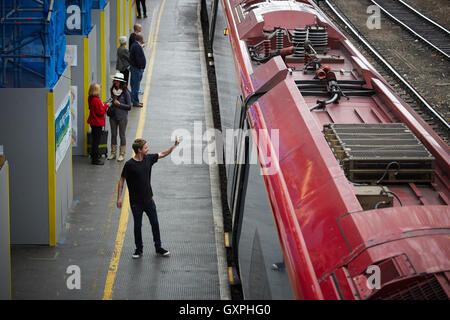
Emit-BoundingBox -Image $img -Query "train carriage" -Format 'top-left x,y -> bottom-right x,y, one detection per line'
207,0 -> 450,300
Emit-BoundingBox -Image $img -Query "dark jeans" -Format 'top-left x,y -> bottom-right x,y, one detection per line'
90,125 -> 102,162
136,0 -> 147,17
131,199 -> 161,252
130,65 -> 144,105
109,117 -> 127,146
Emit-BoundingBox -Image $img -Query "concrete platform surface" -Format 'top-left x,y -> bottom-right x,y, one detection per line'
10,0 -> 228,300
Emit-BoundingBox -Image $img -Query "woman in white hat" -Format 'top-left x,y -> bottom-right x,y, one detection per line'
108,72 -> 131,161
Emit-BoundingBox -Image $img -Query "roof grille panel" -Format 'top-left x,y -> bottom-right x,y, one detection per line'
324,123 -> 435,183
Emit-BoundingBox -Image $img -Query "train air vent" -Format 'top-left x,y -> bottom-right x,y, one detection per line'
323,123 -> 435,183
373,274 -> 449,300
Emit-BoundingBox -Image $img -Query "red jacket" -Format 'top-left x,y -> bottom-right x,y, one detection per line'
87,96 -> 109,127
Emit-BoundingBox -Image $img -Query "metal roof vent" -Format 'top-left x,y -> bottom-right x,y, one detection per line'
323,123 -> 435,183
373,274 -> 449,300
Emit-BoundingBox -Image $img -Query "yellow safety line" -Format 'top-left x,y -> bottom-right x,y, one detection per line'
102,0 -> 167,300
47,91 -> 56,246
224,232 -> 230,247
136,6 -> 159,138
228,267 -> 234,285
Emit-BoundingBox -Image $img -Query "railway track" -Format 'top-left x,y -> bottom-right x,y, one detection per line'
318,0 -> 450,144
371,0 -> 450,59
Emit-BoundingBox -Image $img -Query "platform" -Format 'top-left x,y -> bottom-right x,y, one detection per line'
10,0 -> 229,300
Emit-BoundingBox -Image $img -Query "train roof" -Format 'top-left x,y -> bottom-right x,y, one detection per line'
221,0 -> 450,299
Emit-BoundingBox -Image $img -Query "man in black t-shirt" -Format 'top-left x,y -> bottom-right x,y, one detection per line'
128,23 -> 142,49
117,137 -> 179,259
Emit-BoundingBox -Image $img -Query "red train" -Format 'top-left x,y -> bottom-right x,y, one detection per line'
207,0 -> 450,299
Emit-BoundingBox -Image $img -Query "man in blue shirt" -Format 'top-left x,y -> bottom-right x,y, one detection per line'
129,33 -> 146,108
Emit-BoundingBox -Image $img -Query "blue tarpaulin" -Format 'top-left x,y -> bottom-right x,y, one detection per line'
92,0 -> 108,10
0,0 -> 67,88
47,0 -> 67,88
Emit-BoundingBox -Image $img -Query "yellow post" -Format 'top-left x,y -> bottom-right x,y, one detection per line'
47,92 -> 56,246
6,163 -> 11,298
128,0 -> 132,32
100,10 -> 106,100
122,0 -> 126,38
83,37 -> 90,156
117,0 -> 121,48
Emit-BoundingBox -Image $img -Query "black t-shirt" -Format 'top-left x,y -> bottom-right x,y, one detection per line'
121,153 -> 158,204
129,33 -> 137,51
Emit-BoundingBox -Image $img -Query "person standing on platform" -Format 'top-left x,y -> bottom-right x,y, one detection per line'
129,23 -> 142,49
136,0 -> 147,19
129,33 -> 146,108
116,137 -> 179,259
107,73 -> 132,162
87,83 -> 110,165
116,36 -> 130,86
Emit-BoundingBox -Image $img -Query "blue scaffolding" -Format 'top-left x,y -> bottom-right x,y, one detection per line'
0,0 -> 66,88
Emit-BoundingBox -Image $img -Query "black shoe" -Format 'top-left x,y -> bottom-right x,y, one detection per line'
156,247 -> 170,256
91,159 -> 104,165
137,15 -> 141,19
132,249 -> 142,259
144,15 -> 147,18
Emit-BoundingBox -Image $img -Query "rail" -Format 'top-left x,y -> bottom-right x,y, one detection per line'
370,0 -> 450,59
323,0 -> 450,131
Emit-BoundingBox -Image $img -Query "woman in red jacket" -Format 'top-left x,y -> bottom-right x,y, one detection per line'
87,83 -> 110,165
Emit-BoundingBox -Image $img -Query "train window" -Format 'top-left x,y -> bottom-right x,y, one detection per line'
230,123 -> 250,277
235,124 -> 294,299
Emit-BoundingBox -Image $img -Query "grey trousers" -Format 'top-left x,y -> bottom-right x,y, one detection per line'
109,117 -> 128,146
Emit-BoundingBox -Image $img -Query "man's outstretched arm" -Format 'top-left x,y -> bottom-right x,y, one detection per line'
117,176 -> 125,208
158,137 -> 180,159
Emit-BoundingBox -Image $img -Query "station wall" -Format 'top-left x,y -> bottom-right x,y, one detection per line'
0,0 -> 135,246
0,88 -> 50,244
92,2 -> 111,101
67,26 -> 97,156
0,66 -> 72,245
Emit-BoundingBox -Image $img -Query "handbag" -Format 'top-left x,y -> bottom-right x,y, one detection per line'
107,105 -> 115,118
104,98 -> 115,118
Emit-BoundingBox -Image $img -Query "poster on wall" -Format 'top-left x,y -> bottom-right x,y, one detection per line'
55,92 -> 72,171
64,45 -> 78,66
70,86 -> 78,147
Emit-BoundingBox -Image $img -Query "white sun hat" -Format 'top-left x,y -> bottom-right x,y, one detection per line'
112,72 -> 126,82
